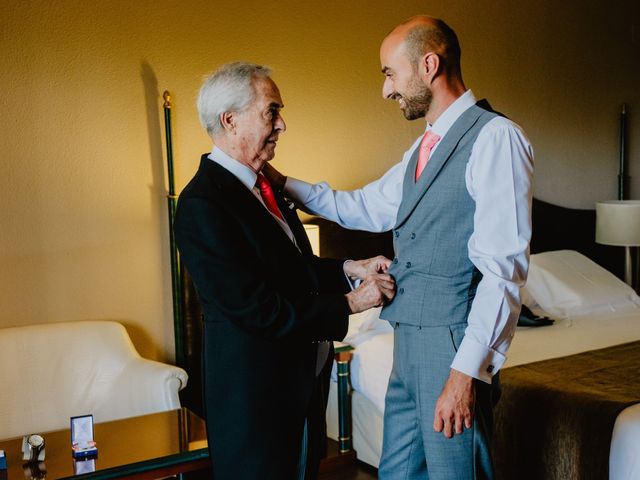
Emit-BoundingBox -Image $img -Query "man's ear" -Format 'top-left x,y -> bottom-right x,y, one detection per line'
421,52 -> 441,84
220,111 -> 236,133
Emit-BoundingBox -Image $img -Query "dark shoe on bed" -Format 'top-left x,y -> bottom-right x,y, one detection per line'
518,305 -> 555,327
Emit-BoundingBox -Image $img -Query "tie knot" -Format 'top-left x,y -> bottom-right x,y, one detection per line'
421,131 -> 440,151
256,173 -> 272,193
415,130 -> 441,182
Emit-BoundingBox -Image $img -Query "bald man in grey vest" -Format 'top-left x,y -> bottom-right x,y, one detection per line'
266,15 -> 534,480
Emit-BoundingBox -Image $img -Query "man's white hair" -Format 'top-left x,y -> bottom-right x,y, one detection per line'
197,62 -> 272,136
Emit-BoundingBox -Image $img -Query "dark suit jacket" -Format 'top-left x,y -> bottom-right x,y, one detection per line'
174,155 -> 351,480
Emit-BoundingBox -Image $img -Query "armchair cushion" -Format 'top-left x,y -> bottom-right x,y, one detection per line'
0,320 -> 188,439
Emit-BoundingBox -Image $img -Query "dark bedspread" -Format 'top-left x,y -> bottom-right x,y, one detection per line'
493,341 -> 640,480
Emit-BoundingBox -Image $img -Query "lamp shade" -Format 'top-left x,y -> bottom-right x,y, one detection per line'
303,224 -> 320,255
595,200 -> 640,246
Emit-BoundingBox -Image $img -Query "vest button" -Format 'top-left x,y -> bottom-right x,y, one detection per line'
405,262 -> 411,268
393,258 -> 398,264
410,233 -> 416,239
399,287 -> 405,294
394,230 -> 400,238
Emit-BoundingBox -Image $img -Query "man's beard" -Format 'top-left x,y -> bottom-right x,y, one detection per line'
399,77 -> 432,120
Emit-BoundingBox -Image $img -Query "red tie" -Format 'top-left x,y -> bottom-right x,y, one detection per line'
415,130 -> 441,181
256,173 -> 284,221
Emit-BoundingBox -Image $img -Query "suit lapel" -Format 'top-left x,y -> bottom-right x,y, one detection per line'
395,104 -> 486,228
275,190 -> 314,256
200,159 -> 303,256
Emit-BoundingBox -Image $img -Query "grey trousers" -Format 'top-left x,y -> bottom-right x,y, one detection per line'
378,322 -> 499,480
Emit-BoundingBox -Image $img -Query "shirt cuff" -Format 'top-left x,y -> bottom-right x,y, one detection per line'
342,260 -> 361,290
450,336 -> 507,384
284,177 -> 312,202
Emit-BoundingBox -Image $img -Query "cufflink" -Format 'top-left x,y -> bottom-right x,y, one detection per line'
486,364 -> 494,374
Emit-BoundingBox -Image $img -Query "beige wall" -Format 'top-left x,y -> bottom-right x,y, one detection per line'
2,0 -> 638,360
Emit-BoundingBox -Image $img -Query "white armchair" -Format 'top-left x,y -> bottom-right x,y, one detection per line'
0,320 -> 188,439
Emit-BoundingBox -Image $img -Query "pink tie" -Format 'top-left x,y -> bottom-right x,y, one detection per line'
256,173 -> 284,221
415,130 -> 441,181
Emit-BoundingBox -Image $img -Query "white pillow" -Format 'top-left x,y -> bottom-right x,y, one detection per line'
519,285 -> 539,310
343,307 -> 392,345
358,306 -> 390,333
344,309 -> 374,339
519,285 -> 548,317
523,250 -> 640,317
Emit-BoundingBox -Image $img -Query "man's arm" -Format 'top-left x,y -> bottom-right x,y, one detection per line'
434,118 -> 534,437
308,254 -> 395,311
306,254 -> 391,294
263,156 -> 407,233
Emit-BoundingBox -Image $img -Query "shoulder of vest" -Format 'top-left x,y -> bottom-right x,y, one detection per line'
474,99 -> 507,119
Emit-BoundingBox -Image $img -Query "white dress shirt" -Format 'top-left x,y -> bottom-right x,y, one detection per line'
208,147 -> 297,246
284,90 -> 534,383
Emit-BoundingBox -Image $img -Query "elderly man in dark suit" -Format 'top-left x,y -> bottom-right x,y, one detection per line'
174,62 -> 395,480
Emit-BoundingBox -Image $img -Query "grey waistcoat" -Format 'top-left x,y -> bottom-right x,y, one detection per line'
381,103 -> 498,327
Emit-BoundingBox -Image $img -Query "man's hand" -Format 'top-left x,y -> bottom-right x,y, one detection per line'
262,163 -> 287,190
345,273 -> 396,313
433,369 -> 475,438
343,255 -> 392,280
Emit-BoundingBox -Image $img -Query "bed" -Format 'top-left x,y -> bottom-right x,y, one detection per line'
317,198 -> 640,480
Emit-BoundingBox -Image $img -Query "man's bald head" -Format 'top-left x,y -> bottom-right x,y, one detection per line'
387,15 -> 462,80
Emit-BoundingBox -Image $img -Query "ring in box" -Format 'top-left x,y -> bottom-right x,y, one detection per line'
71,415 -> 98,459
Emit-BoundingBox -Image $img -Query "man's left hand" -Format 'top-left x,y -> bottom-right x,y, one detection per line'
261,163 -> 287,190
433,369 -> 475,438
343,255 -> 391,280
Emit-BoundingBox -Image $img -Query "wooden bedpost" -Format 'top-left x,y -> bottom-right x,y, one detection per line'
335,344 -> 355,453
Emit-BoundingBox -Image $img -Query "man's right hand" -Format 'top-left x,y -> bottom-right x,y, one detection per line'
345,273 -> 396,313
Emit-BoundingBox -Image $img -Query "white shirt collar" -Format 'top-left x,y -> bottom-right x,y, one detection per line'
428,90 -> 477,137
208,146 -> 298,245
207,146 -> 258,191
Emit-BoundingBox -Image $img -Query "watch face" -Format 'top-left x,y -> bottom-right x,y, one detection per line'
28,434 -> 44,448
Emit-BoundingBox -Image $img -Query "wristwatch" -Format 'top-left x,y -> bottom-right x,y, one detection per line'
27,434 -> 45,463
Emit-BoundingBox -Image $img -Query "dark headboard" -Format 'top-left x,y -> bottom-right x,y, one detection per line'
530,198 -> 624,279
311,217 -> 394,261
311,198 -> 625,280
